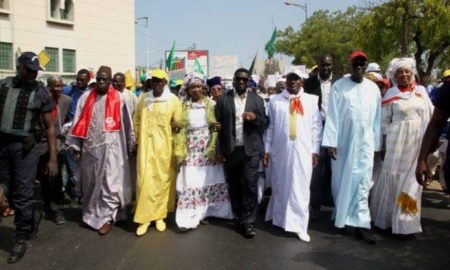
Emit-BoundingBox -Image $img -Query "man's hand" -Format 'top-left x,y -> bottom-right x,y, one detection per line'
216,154 -> 225,164
242,112 -> 256,122
312,154 -> 319,167
171,120 -> 181,132
212,122 -> 221,132
47,159 -> 58,178
263,153 -> 270,168
415,160 -> 429,186
73,150 -> 81,161
328,147 -> 337,160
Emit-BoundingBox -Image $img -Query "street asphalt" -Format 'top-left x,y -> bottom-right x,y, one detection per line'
0,182 -> 449,270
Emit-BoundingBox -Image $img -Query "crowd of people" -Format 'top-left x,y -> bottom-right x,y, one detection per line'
0,50 -> 449,263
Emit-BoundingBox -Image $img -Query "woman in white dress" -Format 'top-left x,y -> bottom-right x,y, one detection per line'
174,73 -> 233,231
370,58 -> 433,235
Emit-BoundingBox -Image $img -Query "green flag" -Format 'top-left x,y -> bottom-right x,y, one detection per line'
166,40 -> 176,71
194,58 -> 204,74
265,28 -> 277,59
249,51 -> 258,75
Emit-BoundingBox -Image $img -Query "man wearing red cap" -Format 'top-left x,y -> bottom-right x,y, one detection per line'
322,51 -> 381,244
66,66 -> 135,236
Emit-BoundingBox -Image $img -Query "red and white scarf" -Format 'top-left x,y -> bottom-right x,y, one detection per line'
71,86 -> 121,138
381,83 -> 425,106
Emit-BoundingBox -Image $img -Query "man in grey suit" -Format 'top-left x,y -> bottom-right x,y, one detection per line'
37,75 -> 72,225
215,68 -> 268,238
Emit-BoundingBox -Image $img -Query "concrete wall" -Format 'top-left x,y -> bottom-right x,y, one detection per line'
0,0 -> 135,80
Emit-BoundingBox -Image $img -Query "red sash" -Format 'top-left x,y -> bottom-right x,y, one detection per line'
71,86 -> 121,138
291,97 -> 304,115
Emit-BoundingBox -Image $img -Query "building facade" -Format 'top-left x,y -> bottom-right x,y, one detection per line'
0,0 -> 135,81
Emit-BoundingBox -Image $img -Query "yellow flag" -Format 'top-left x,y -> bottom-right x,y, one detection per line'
38,50 -> 50,68
124,70 -> 135,90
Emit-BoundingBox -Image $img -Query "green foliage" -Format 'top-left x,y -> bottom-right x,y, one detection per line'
276,8 -> 365,76
276,0 -> 450,82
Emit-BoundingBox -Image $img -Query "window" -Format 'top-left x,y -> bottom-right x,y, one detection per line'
63,49 -> 76,73
49,0 -> 74,21
45,47 -> 59,72
0,42 -> 13,70
0,0 -> 10,10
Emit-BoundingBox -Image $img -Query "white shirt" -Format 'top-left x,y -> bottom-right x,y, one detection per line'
318,74 -> 333,121
234,89 -> 247,146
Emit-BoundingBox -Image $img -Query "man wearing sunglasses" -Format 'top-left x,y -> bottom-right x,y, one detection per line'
0,52 -> 58,263
322,51 -> 381,244
215,68 -> 268,238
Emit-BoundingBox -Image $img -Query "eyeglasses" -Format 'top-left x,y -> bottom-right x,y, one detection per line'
352,61 -> 367,67
96,77 -> 109,82
235,77 -> 249,82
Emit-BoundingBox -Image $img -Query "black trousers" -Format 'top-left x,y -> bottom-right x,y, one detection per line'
37,145 -> 65,213
223,147 -> 260,225
0,140 -> 40,233
310,147 -> 332,209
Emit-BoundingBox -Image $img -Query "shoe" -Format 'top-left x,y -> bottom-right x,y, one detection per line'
297,232 -> 311,242
243,224 -> 256,239
98,222 -> 113,235
54,212 -> 66,225
355,228 -> 376,244
27,211 -> 43,240
7,236 -> 27,264
136,223 -> 150,236
200,218 -> 209,225
178,227 -> 189,233
155,219 -> 166,232
310,208 -> 320,221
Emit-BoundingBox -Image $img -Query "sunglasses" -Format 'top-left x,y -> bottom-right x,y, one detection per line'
235,77 -> 249,82
352,61 -> 367,67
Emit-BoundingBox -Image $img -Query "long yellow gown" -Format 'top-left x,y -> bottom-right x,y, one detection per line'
133,90 -> 181,224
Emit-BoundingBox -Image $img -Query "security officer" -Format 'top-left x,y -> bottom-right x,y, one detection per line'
0,52 -> 58,263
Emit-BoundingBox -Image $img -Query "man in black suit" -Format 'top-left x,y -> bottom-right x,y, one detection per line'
215,68 -> 268,238
303,54 -> 336,221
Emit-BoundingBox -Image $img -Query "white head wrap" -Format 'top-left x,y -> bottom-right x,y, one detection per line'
386,58 -> 417,85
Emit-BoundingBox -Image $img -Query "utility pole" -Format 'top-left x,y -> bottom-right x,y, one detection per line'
284,1 -> 308,22
135,16 -> 149,71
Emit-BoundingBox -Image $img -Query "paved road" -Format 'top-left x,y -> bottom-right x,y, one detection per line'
1,184 -> 449,270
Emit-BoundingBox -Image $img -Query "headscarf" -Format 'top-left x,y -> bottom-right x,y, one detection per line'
386,58 -> 417,86
178,72 -> 206,99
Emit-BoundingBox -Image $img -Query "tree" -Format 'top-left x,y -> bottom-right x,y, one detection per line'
276,0 -> 450,83
276,8 -> 365,76
357,0 -> 450,83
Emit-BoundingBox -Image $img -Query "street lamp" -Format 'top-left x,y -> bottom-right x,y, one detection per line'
284,1 -> 308,21
135,16 -> 149,72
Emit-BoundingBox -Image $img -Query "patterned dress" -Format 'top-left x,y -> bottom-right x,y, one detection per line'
370,85 -> 433,234
175,102 -> 233,229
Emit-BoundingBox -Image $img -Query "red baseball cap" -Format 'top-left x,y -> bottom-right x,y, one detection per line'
349,50 -> 368,62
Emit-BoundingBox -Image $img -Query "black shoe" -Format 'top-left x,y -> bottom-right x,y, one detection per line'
7,237 -> 27,263
243,224 -> 256,239
200,218 -> 209,225
355,228 -> 376,244
54,212 -> 65,225
27,211 -> 43,240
